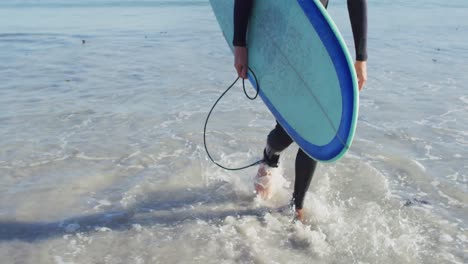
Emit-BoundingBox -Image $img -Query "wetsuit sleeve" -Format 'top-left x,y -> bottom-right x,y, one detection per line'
347,0 -> 368,61
233,0 -> 253,47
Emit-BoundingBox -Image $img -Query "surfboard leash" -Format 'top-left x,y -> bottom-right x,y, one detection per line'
203,67 -> 264,171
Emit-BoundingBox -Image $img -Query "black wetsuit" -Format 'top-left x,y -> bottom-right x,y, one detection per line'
233,0 -> 368,209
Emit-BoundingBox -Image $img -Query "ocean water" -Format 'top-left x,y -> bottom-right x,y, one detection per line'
0,0 -> 467,263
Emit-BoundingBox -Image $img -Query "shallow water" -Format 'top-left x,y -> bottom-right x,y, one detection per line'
0,0 -> 467,263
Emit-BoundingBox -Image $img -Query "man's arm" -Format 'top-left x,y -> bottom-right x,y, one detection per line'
233,0 -> 253,78
347,0 -> 368,61
348,0 -> 368,90
233,0 -> 253,47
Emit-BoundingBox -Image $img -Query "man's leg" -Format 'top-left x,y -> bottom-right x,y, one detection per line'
255,122 -> 293,198
292,149 -> 317,216
258,123 -> 318,221
264,122 -> 294,165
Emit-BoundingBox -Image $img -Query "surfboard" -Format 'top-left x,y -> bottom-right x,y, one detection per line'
209,0 -> 359,162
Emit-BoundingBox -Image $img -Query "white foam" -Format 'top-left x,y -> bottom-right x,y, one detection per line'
53,256 -> 75,264
446,172 -> 459,181
424,145 -> 442,160
460,95 -> 468,104
132,256 -> 145,264
440,108 -> 464,117
431,180 -> 440,187
75,152 -> 117,161
292,223 -> 332,257
440,233 -> 454,243
95,227 -> 112,232
298,166 -> 428,262
132,224 -> 143,232
263,213 -> 283,231
119,150 -> 141,162
64,223 -> 80,233
411,159 -> 426,172
93,199 -> 111,210
120,192 -> 136,208
438,190 -> 461,206
456,234 -> 466,242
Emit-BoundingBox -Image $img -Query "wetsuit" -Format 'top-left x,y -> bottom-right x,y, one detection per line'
234,0 -> 368,60
233,0 -> 368,210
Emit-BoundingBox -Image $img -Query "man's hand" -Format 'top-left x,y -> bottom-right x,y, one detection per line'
234,46 -> 248,79
354,60 -> 367,91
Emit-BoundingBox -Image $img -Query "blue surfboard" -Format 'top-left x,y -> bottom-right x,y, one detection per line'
209,0 -> 359,162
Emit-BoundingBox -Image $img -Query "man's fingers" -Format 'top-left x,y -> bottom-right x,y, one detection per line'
234,46 -> 249,79
358,80 -> 364,91
235,64 -> 242,78
241,66 -> 248,79
357,72 -> 367,91
354,60 -> 367,92
235,65 -> 241,77
358,78 -> 366,91
235,64 -> 248,79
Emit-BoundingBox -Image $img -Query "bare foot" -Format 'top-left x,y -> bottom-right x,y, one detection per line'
255,163 -> 273,200
295,208 -> 305,223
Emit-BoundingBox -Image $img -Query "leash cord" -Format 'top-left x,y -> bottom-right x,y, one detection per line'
203,68 -> 264,171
